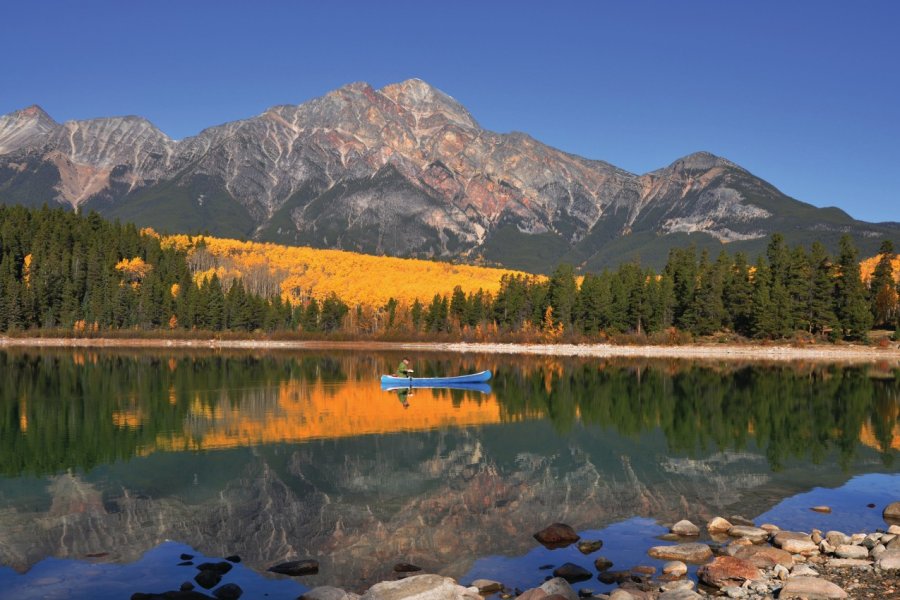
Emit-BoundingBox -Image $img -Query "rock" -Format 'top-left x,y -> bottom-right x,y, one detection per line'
872,543 -> 886,558
726,526 -> 769,543
782,538 -> 819,555
576,540 -> 602,554
178,561 -> 194,566
707,517 -> 733,533
791,564 -> 819,576
850,533 -> 866,544
551,563 -> 592,583
662,561 -> 687,577
537,578 -> 578,600
825,530 -> 848,545
810,506 -> 832,513
670,520 -> 699,536
593,557 -> 613,571
779,576 -> 848,599
883,501 -> 900,524
394,564 -> 423,573
631,565 -> 655,575
826,558 -> 873,568
597,571 -> 631,585
721,587 -> 746,599
647,543 -> 712,563
607,591 -> 635,600
724,539 -> 753,556
889,525 -> 900,535
811,531 -> 823,544
302,587 -> 360,600
819,541 -> 836,554
213,584 -> 243,600
534,524 -> 580,548
759,523 -> 780,533
197,562 -> 233,575
733,545 -> 794,568
834,544 -> 868,559
268,559 -> 319,576
773,564 -> 790,580
696,556 -> 761,589
225,555 -> 241,563
576,589 -> 593,598
360,575 -> 481,600
470,580 -> 502,594
180,582 -> 195,592
180,553 -> 194,560
877,549 -> 900,570
729,515 -> 755,527
773,531 -> 811,548
660,580 -> 695,591
657,590 -> 701,600
194,570 -> 222,589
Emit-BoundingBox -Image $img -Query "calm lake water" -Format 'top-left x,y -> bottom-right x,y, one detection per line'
0,349 -> 898,599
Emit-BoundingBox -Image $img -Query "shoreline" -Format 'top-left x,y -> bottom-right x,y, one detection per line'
2,336 -> 900,364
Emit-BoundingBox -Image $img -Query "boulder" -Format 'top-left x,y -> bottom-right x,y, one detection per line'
647,543 -> 712,563
268,559 -> 319,576
662,561 -> 687,577
706,517 -> 732,533
537,578 -> 578,600
760,523 -> 780,532
213,584 -> 243,600
825,558 -> 872,568
772,531 -> 811,548
470,580 -> 502,594
883,501 -> 900,524
552,563 -> 592,583
360,575 -> 481,600
889,525 -> 900,535
782,538 -> 820,555
302,587 -> 360,600
726,526 -> 769,543
833,544 -> 868,559
534,524 -> 580,548
194,570 -> 222,590
607,591 -> 635,600
779,576 -> 848,599
670,520 -> 699,536
696,556 -> 761,589
733,545 -> 794,568
877,549 -> 900,570
825,531 -> 849,547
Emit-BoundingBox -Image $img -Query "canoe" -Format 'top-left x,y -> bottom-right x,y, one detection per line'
379,370 -> 492,386
381,382 -> 492,394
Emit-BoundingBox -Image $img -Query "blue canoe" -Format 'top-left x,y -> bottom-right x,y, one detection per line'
380,370 -> 492,386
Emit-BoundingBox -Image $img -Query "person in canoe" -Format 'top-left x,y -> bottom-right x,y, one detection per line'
395,357 -> 414,377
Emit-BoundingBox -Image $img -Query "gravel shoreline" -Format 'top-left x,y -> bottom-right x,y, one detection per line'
3,337 -> 900,364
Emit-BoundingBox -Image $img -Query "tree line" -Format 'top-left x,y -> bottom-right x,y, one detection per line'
1,206 -> 898,341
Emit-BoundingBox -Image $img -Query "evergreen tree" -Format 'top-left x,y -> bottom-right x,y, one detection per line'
410,298 -> 423,331
690,250 -> 726,335
302,298 -> 320,332
751,257 -> 776,338
548,264 -> 578,328
320,293 -> 349,332
665,246 -> 697,331
725,252 -> 753,336
449,285 -> 467,327
807,242 -> 838,336
834,235 -> 873,340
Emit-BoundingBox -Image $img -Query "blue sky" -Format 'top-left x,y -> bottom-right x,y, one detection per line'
2,0 -> 898,221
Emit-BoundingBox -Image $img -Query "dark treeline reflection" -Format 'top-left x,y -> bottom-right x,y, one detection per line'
493,362 -> 900,470
1,351 -> 898,477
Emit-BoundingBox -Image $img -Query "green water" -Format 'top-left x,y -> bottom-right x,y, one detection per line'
0,349 -> 897,598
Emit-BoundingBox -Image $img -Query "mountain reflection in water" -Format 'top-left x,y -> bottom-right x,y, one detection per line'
0,349 -> 897,589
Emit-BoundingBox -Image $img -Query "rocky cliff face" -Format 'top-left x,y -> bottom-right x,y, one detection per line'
0,80 -> 894,270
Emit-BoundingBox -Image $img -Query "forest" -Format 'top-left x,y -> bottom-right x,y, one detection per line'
0,205 -> 898,342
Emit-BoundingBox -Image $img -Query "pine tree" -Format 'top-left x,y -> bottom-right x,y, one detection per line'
302,298 -> 320,332
725,252 -> 753,336
834,235 -> 873,340
807,242 -> 837,336
411,298 -> 423,331
548,264 -> 578,328
320,293 -> 349,332
751,257 -> 776,338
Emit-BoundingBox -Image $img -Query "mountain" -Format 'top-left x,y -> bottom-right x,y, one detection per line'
1,79 -> 896,272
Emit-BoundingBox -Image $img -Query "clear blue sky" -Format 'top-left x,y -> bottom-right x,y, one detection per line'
3,0 -> 898,222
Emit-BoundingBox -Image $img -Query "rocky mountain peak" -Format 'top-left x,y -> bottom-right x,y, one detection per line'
379,78 -> 478,129
665,151 -> 740,173
0,104 -> 60,154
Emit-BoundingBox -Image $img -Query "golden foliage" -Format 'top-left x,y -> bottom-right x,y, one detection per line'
162,234 -> 533,307
860,253 -> 900,283
115,257 -> 152,282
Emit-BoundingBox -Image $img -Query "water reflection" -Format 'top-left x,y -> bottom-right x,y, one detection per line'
0,350 -> 897,590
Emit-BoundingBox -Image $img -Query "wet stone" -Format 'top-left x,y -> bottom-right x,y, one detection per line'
225,555 -> 241,563
647,543 -> 712,563
393,563 -> 423,573
534,523 -> 580,548
552,563 -> 592,583
593,557 -> 613,571
213,584 -> 243,600
197,562 -> 232,575
670,520 -> 699,536
577,540 -> 603,554
194,569 -> 222,589
268,559 -> 319,576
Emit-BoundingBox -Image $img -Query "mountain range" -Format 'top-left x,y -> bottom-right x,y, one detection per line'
1,79 -> 896,272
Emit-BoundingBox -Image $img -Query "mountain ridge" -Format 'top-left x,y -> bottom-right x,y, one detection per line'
1,79 -> 896,272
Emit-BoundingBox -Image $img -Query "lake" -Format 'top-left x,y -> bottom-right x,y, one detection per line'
0,349 -> 897,599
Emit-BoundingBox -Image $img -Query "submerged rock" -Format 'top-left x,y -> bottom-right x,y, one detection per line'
268,559 -> 319,576
551,563 -> 592,583
212,584 -> 243,600
470,579 -> 502,593
726,525 -> 769,543
593,556 -> 613,571
576,539 -> 602,554
883,501 -> 900,523
534,524 -> 580,548
194,570 -> 222,590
